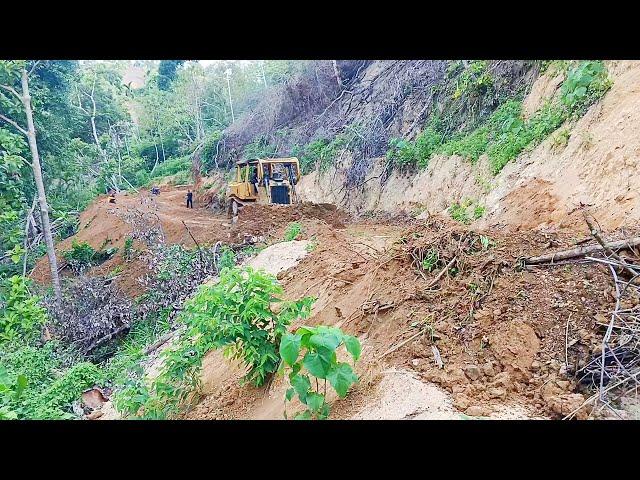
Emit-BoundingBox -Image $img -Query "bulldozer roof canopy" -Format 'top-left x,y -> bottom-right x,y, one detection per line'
236,157 -> 299,166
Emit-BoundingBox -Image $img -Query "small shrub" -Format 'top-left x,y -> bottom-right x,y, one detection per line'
479,235 -> 494,250
551,128 -> 570,149
218,245 -> 236,270
0,366 -> 27,419
109,265 -> 123,277
473,205 -> 485,220
561,61 -> 612,117
62,239 -> 117,274
279,325 -> 361,420
449,202 -> 471,224
116,267 -> 315,418
283,222 -> 302,241
386,137 -> 417,167
421,249 -> 439,272
0,276 -> 46,344
123,237 -> 134,261
25,362 -> 104,419
305,237 -> 318,252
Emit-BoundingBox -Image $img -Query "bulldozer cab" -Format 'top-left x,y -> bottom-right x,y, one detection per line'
227,157 -> 301,208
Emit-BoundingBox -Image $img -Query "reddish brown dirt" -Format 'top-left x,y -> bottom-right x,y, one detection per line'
184,213 -> 636,420
31,186 -> 347,298
37,186 -> 637,420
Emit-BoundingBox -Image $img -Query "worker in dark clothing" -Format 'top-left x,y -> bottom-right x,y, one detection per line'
186,189 -> 193,208
251,168 -> 259,195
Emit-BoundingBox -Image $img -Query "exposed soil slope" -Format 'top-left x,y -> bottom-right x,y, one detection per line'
183,210 -> 623,420
35,183 -> 636,420
296,61 -> 640,233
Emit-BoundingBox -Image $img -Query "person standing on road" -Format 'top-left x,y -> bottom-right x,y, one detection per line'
186,189 -> 193,208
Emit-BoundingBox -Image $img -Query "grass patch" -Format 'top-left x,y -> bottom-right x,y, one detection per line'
386,61 -> 612,175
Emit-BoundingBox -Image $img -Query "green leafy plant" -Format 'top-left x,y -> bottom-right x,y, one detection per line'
24,362 -> 104,419
283,222 -> 302,241
116,267 -> 315,418
449,201 -> 471,224
0,276 -> 46,343
421,248 -> 439,272
550,127 -> 571,150
561,61 -> 612,116
123,237 -> 134,261
109,265 -> 123,277
473,205 -> 486,220
295,125 -> 362,174
0,366 -> 27,419
62,239 -> 117,273
217,245 -> 237,270
453,60 -> 493,99
305,236 -> 318,252
387,61 -> 612,176
479,235 -> 494,250
279,325 -> 361,420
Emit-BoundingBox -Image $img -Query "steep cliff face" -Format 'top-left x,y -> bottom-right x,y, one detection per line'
214,59 -> 639,232
217,60 -> 539,166
296,61 -> 640,232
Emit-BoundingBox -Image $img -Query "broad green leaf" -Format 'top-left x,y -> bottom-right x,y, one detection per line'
343,335 -> 362,361
14,374 -> 27,399
294,410 -> 312,420
302,347 -> 334,379
290,373 -> 311,403
309,332 -> 341,351
279,333 -> 301,366
285,388 -> 295,401
327,362 -> 358,398
574,86 -> 587,97
306,392 -> 325,412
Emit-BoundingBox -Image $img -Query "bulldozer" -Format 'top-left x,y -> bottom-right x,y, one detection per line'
226,157 -> 301,217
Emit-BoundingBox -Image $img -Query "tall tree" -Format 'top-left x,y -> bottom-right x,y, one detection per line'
158,60 -> 185,91
0,61 -> 61,301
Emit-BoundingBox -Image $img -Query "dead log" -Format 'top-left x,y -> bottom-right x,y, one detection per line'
84,324 -> 130,354
525,237 -> 640,265
582,211 -> 640,277
143,327 -> 185,355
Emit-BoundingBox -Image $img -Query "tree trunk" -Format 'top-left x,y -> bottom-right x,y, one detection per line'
156,113 -> 166,162
260,61 -> 268,88
225,72 -> 235,123
20,68 -> 61,301
332,60 -> 342,88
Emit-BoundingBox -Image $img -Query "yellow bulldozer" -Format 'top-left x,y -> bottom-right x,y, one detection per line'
226,157 -> 302,217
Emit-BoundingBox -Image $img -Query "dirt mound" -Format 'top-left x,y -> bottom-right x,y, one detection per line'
31,187 -> 348,299
184,212 -> 625,420
35,182 -> 634,420
236,202 -> 349,234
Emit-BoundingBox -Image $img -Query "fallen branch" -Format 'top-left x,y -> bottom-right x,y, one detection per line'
84,324 -> 130,354
583,211 -> 640,278
524,237 -> 640,265
426,256 -> 457,289
378,330 -> 423,359
143,328 -> 183,355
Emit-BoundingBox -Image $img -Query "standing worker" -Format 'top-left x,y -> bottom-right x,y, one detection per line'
186,189 -> 194,209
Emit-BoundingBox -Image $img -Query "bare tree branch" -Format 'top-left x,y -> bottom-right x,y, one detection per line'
0,113 -> 28,136
0,83 -> 22,101
27,61 -> 41,77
